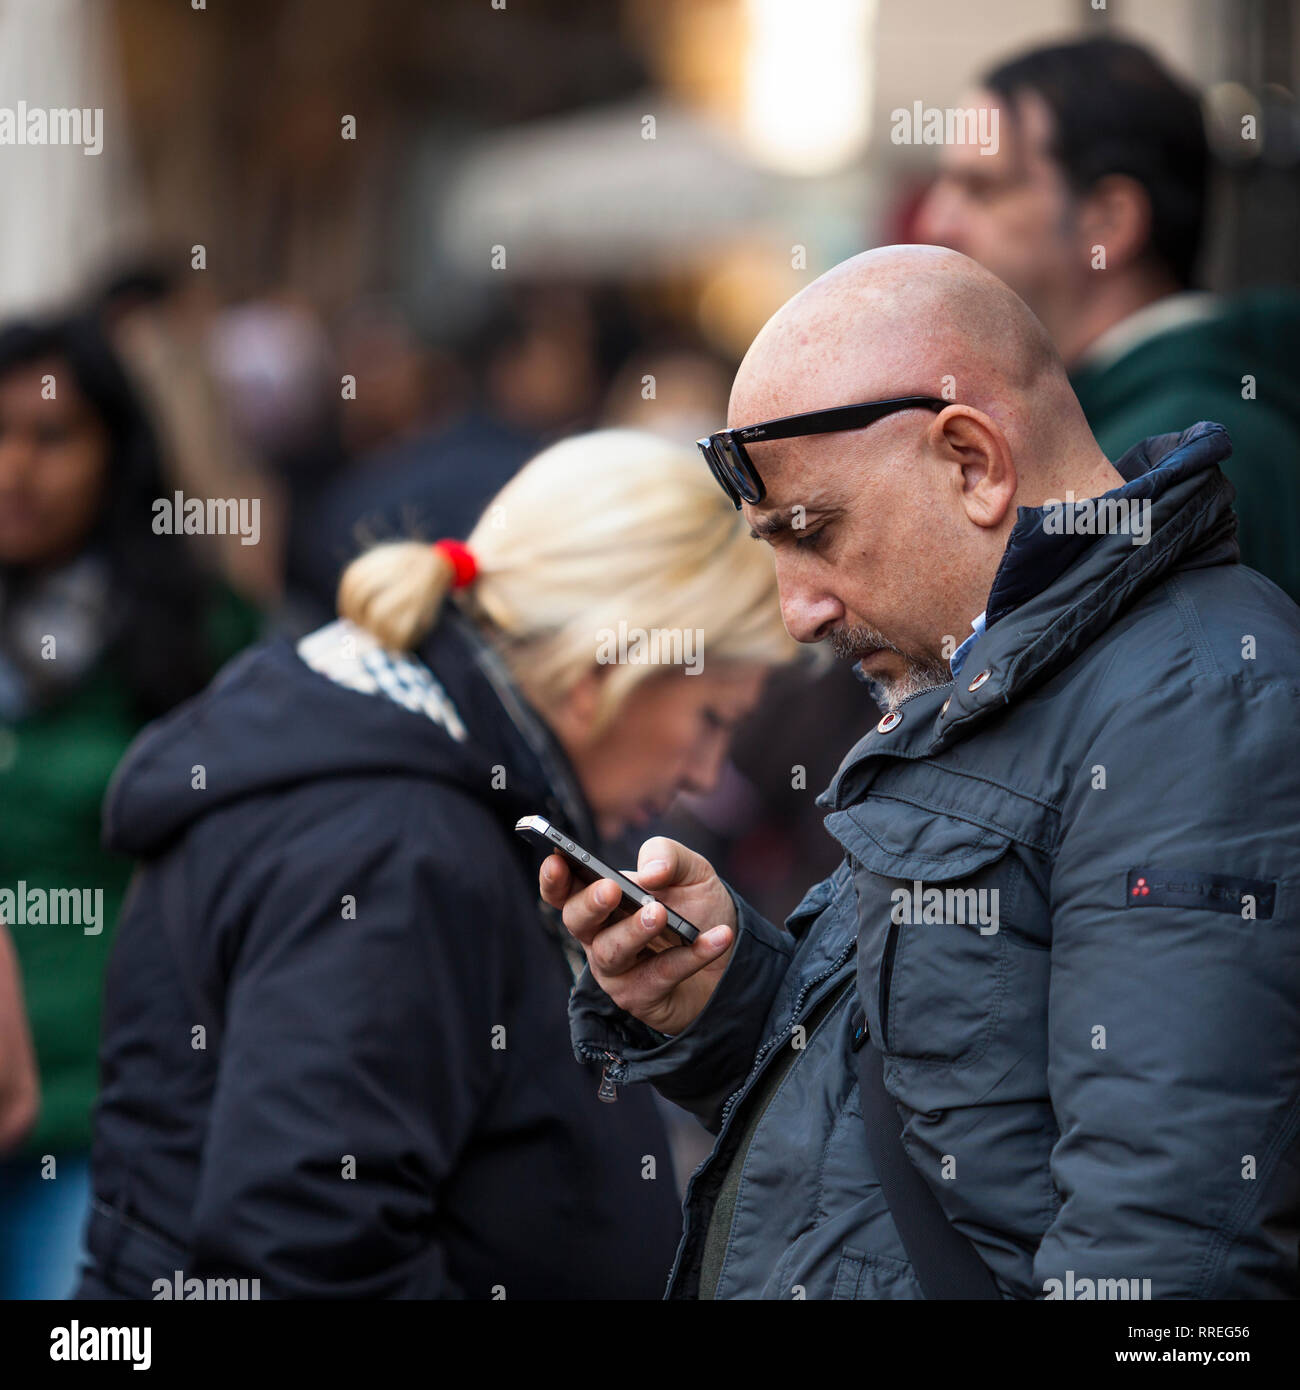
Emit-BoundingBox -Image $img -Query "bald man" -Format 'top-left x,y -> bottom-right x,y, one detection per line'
546,246 -> 1300,1300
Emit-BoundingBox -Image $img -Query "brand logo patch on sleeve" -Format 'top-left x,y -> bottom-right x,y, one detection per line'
1126,869 -> 1276,919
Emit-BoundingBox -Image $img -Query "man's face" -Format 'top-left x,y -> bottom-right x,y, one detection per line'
916,88 -> 1083,328
738,412 -> 971,710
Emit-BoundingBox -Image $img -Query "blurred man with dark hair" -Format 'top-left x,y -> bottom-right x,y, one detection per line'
918,36 -> 1300,603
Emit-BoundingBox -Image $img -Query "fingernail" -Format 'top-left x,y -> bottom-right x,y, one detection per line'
599,882 -> 616,906
643,859 -> 668,876
704,926 -> 730,948
641,904 -> 657,928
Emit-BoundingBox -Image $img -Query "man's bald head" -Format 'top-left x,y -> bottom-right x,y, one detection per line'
730,245 -> 1072,464
723,245 -> 1118,709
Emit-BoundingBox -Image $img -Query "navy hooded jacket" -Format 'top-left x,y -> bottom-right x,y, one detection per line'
77,607 -> 681,1299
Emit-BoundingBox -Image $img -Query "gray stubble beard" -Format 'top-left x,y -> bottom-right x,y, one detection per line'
830,623 -> 952,713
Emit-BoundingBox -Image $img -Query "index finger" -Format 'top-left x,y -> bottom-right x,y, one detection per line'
538,856 -> 637,947
538,852 -> 573,909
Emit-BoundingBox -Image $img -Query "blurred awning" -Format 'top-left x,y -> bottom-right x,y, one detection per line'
435,97 -> 785,278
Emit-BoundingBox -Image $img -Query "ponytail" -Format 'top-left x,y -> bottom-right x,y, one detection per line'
336,540 -> 466,651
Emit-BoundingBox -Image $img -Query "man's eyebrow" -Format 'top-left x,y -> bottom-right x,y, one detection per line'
749,512 -> 792,540
748,506 -> 832,541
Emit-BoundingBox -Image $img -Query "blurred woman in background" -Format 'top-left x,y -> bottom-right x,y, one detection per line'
79,429 -> 796,1299
0,314 -> 261,1299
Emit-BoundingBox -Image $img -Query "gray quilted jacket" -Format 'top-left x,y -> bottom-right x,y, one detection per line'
571,422 -> 1300,1299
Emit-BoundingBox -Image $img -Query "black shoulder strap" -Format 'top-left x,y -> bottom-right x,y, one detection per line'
850,1003 -> 1001,1299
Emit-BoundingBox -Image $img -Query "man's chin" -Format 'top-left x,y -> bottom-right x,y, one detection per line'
859,661 -> 951,713
854,651 -> 902,698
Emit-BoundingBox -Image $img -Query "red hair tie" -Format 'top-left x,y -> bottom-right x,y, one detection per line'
432,538 -> 478,589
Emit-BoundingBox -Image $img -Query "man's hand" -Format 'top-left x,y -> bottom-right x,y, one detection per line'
540,836 -> 737,1036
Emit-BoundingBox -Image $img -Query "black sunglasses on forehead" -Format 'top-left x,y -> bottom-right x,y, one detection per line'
697,395 -> 950,509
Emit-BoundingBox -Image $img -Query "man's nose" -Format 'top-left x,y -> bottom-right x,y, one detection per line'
778,575 -> 843,645
916,180 -> 962,250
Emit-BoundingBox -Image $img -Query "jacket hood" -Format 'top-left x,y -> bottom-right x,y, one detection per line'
983,419 -> 1237,628
103,607 -> 593,858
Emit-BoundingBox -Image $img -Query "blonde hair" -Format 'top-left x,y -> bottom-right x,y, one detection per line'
337,428 -> 799,729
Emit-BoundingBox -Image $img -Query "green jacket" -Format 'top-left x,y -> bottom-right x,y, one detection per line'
1071,287 -> 1300,605
0,587 -> 260,1154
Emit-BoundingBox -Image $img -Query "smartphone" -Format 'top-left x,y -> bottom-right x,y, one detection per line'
515,814 -> 700,944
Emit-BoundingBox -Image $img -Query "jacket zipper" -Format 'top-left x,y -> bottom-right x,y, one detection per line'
663,945 -> 857,1298
576,1045 -> 629,1103
584,879 -> 862,1110
717,942 -> 856,1127
597,1054 -> 621,1103
897,679 -> 953,708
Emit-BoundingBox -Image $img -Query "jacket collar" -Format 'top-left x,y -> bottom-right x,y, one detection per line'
821,423 -> 1239,810
983,420 -> 1236,628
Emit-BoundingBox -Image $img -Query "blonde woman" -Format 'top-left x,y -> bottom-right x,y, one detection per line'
77,429 -> 797,1300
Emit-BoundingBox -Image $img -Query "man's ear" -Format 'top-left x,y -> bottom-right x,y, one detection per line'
929,405 -> 1017,529
1077,173 -> 1152,273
